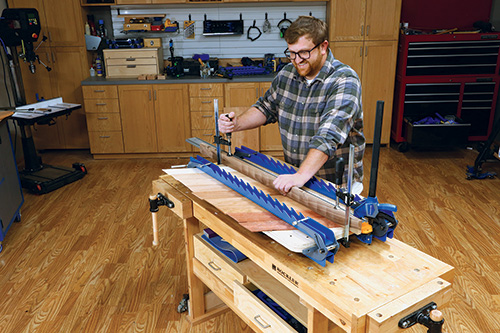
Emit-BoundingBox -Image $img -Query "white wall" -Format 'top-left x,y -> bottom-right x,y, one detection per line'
111,2 -> 326,60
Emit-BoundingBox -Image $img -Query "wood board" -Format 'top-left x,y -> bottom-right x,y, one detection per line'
164,167 -> 347,236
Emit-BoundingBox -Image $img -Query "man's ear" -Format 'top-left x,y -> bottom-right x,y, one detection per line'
321,40 -> 329,54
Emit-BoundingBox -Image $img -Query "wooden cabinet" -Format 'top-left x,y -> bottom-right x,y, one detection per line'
331,41 -> 397,144
118,85 -> 157,153
8,0 -> 89,150
328,0 -> 401,144
103,48 -> 163,78
189,83 -> 224,141
224,82 -> 281,153
328,0 -> 402,41
116,0 -> 185,4
83,85 -> 124,154
154,84 -> 191,152
118,84 -> 191,154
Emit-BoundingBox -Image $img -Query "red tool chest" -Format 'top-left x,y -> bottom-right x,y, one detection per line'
391,33 -> 500,150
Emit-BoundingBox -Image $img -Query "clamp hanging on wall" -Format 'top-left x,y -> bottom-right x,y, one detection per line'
277,13 -> 292,38
247,20 -> 262,41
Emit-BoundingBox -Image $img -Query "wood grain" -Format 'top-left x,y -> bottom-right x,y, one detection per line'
0,145 -> 499,332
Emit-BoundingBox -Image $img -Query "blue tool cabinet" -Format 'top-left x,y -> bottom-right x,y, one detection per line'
0,114 -> 24,253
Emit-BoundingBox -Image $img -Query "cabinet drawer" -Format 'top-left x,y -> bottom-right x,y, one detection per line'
106,65 -> 158,78
84,99 -> 119,113
191,129 -> 215,140
233,281 -> 296,333
88,131 -> 124,154
86,113 -> 122,132
106,57 -> 158,66
193,235 -> 246,288
82,85 -> 118,99
190,97 -> 223,111
191,111 -> 216,130
189,84 -> 224,97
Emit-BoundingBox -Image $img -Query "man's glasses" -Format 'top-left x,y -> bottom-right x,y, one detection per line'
284,43 -> 322,60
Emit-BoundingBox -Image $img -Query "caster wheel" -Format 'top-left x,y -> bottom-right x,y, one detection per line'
397,142 -> 410,152
0,244 -> 3,253
15,213 -> 21,222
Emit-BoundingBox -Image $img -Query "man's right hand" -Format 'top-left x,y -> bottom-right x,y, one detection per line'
219,111 -> 236,134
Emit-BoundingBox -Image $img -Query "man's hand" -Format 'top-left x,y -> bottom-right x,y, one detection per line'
218,112 -> 235,134
273,173 -> 310,196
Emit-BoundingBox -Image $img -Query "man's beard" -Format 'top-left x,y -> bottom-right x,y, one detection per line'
293,58 -> 321,79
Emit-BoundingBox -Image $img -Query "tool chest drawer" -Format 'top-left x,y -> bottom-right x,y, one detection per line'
82,85 -> 118,99
190,111 -> 215,130
86,113 -> 122,132
84,99 -> 120,113
189,83 -> 224,97
233,281 -> 297,333
103,48 -> 162,78
87,131 -> 124,154
193,234 -> 247,287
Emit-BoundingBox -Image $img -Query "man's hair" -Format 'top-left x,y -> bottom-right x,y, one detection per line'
284,16 -> 328,45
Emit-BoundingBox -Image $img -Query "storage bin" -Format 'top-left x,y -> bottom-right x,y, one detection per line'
404,116 -> 471,148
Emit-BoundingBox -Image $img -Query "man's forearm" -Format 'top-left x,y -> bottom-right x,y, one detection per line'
296,148 -> 329,180
234,107 -> 268,132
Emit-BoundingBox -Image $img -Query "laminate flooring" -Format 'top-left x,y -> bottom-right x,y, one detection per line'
0,145 -> 499,332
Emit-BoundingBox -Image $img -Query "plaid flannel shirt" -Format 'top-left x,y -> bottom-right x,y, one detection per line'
253,50 -> 365,185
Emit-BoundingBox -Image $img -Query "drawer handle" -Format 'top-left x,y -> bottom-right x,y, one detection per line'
200,88 -> 212,90
201,101 -> 212,104
254,315 -> 271,329
99,136 -> 110,138
96,103 -> 107,106
202,133 -> 212,137
207,261 -> 221,271
126,58 -> 136,61
94,90 -> 105,92
201,115 -> 212,118
97,117 -> 108,120
127,65 -> 136,68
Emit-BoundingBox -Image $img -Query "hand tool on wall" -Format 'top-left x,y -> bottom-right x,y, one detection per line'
247,20 -> 262,41
184,14 -> 195,39
277,13 -> 292,38
263,13 -> 271,33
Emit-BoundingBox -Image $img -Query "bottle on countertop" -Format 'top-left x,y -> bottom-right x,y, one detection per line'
96,56 -> 103,77
85,22 -> 91,35
89,66 -> 96,77
98,19 -> 106,38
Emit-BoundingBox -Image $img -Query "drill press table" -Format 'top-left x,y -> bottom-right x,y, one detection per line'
151,167 -> 454,332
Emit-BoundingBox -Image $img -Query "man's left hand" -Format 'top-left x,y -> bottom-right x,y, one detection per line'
273,173 -> 309,195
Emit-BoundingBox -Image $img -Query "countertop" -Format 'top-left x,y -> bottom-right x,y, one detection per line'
81,74 -> 276,86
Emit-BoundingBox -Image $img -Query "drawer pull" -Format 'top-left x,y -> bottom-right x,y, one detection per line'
126,58 -> 136,61
254,315 -> 271,329
201,101 -> 212,104
200,88 -> 212,90
201,115 -> 212,118
202,133 -> 212,137
96,103 -> 107,106
127,65 -> 136,68
94,90 -> 105,92
97,117 -> 108,120
207,261 -> 221,271
99,136 -> 111,138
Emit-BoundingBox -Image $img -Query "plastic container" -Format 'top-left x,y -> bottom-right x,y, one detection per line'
89,66 -> 96,77
96,56 -> 103,77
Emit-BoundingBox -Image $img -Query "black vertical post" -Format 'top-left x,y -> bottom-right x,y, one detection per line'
368,101 -> 384,198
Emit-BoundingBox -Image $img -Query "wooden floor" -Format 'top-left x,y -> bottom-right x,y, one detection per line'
0,145 -> 499,332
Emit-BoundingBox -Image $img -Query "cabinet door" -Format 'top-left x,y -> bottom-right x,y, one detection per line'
328,0 -> 366,41
329,42 -> 364,79
42,0 -> 84,47
119,85 -> 157,153
361,41 -> 397,144
365,0 -> 402,41
258,82 -> 282,152
154,84 -> 191,152
51,47 -> 89,149
224,82 -> 260,108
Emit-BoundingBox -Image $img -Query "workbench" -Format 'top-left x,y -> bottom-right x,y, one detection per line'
152,166 -> 454,332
